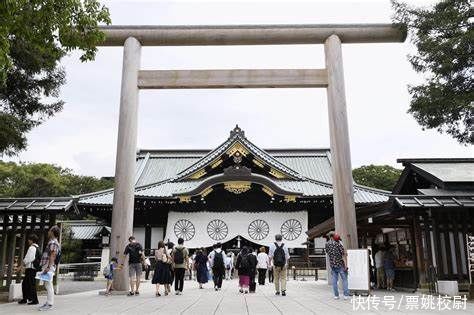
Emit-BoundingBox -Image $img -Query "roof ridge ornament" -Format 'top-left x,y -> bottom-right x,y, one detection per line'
230,125 -> 245,137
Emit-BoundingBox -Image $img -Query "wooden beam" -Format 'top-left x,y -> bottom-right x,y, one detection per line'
98,24 -> 406,46
138,69 -> 328,89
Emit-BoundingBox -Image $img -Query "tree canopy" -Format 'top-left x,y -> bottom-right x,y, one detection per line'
392,0 -> 473,144
353,165 -> 402,192
0,0 -> 111,156
0,160 -> 113,197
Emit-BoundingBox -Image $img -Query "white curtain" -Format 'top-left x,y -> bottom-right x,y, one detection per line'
164,211 -> 308,248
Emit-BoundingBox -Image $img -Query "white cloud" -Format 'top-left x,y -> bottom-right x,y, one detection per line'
7,0 -> 473,177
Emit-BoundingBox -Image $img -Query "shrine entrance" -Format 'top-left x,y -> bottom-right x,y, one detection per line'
97,24 -> 406,290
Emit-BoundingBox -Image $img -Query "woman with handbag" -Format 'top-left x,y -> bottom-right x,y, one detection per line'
151,241 -> 172,296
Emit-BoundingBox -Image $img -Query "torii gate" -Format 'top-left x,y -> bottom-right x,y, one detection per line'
97,24 -> 406,290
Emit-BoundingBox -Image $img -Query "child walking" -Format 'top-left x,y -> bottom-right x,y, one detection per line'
104,257 -> 120,295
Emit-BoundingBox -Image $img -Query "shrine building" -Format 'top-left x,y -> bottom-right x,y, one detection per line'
76,126 -> 389,251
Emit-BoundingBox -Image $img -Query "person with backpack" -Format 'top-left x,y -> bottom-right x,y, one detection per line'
208,243 -> 226,291
18,234 -> 40,305
121,236 -> 144,296
171,237 -> 189,295
166,241 -> 175,291
235,246 -> 251,294
38,225 -> 61,311
103,257 -> 120,295
248,248 -> 258,293
268,234 -> 289,296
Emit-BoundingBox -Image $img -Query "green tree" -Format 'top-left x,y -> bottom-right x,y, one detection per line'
60,224 -> 83,263
353,165 -> 402,192
392,0 -> 473,144
0,0 -> 111,156
0,160 -> 113,197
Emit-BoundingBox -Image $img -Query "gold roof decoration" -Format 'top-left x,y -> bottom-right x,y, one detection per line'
224,181 -> 251,195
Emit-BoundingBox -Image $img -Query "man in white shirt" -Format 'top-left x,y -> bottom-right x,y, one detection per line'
224,253 -> 233,280
19,234 -> 39,305
189,254 -> 195,280
256,247 -> 269,285
268,234 -> 290,296
374,247 -> 385,289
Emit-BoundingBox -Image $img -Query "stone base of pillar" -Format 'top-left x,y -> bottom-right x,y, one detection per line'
98,290 -> 131,296
8,283 -> 22,302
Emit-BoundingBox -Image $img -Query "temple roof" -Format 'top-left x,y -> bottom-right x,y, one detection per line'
78,126 -> 389,206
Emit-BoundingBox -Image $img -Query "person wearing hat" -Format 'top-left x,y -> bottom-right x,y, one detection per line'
324,232 -> 350,300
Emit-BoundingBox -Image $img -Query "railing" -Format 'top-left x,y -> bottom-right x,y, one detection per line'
84,249 -> 102,258
289,254 -> 326,269
59,262 -> 101,281
291,267 -> 320,281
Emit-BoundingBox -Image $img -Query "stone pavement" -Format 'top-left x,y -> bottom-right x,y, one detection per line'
1,279 -> 472,315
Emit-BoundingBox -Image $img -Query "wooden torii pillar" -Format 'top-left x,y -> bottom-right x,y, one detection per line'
97,24 -> 406,291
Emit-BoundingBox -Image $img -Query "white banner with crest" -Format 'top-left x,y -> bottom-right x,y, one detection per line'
164,211 -> 308,249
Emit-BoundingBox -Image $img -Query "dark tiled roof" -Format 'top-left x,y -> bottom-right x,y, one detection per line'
78,127 -> 389,206
0,198 -> 74,213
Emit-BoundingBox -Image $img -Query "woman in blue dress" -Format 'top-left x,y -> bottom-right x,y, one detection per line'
194,248 -> 208,289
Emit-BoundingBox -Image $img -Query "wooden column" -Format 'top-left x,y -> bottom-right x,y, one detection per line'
422,214 -> 434,275
451,212 -> 463,280
324,34 -> 358,249
110,36 -> 141,291
38,213 -> 46,252
0,215 -> 9,287
6,215 -> 18,287
16,214 -> 28,282
443,213 -> 454,278
431,211 -> 444,278
54,220 -> 61,294
412,214 -> 425,286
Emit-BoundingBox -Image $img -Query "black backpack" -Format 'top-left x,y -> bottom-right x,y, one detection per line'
240,253 -> 250,270
213,252 -> 225,271
273,243 -> 286,267
173,248 -> 184,264
33,246 -> 41,271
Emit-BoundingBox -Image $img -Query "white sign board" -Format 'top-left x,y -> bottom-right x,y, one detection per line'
347,249 -> 370,292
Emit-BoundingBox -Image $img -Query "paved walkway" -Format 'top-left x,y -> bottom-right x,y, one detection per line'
1,279 -> 472,314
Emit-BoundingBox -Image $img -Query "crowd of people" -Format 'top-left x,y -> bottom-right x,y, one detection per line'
106,234 -> 291,298
373,245 -> 396,291
15,227 -> 386,311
